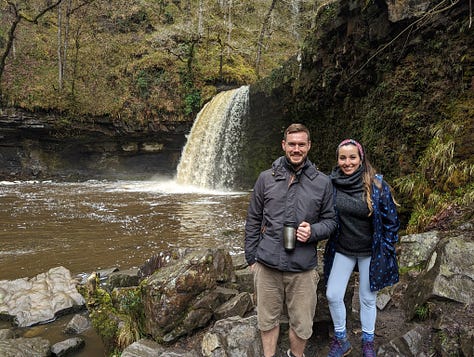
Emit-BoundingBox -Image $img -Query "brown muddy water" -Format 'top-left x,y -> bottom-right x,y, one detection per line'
0,179 -> 251,356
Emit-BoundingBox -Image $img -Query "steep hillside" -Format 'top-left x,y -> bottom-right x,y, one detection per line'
244,0 -> 473,231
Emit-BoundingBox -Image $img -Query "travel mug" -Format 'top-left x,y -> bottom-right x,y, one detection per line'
283,222 -> 296,251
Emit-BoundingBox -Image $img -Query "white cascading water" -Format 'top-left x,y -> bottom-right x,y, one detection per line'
176,85 -> 249,190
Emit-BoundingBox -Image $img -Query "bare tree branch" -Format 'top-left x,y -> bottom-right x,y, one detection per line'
1,0 -> 67,97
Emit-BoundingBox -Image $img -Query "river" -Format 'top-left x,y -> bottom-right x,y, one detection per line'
0,179 -> 250,281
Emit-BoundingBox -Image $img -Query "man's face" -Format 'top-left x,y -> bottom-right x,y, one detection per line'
282,131 -> 311,168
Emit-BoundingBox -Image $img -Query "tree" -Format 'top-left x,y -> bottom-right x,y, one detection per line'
255,0 -> 278,77
0,0 -> 65,98
57,0 -> 71,91
57,0 -> 95,93
225,0 -> 232,57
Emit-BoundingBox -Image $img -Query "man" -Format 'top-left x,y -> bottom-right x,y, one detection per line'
245,123 -> 337,357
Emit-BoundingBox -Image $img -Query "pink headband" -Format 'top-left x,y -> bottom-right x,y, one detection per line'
337,139 -> 365,162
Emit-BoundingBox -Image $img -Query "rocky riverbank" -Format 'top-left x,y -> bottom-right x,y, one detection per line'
1,225 -> 473,356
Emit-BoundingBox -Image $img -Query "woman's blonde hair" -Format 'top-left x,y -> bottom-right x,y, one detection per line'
362,159 -> 381,216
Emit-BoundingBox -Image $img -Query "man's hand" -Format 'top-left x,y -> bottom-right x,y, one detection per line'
296,221 -> 311,243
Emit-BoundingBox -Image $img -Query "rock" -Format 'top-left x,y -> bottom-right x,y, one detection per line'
376,290 -> 392,311
193,286 -> 239,311
398,231 -> 440,269
385,0 -> 432,22
430,302 -> 474,356
121,339 -> 164,357
96,267 -> 120,282
138,251 -> 184,280
460,326 -> 474,357
231,254 -> 248,271
378,324 -> 431,356
403,234 -> 474,319
0,337 -> 51,357
64,314 -> 91,334
233,269 -> 254,293
0,329 -> 14,340
82,233 -> 473,356
51,337 -> 85,356
201,315 -> 262,357
213,292 -> 253,320
106,268 -> 140,290
0,266 -> 85,327
142,248 -> 234,343
161,286 -> 243,342
0,108 -> 189,181
121,338 -> 199,356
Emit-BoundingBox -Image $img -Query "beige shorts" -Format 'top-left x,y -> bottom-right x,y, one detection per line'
253,262 -> 319,340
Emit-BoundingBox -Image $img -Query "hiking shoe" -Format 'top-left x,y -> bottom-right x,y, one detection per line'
362,340 -> 376,357
327,336 -> 352,357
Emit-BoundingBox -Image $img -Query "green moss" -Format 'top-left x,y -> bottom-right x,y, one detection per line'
112,287 -> 145,329
399,263 -> 424,276
78,276 -> 146,354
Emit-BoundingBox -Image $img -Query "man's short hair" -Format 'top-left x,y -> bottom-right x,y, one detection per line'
284,123 -> 311,141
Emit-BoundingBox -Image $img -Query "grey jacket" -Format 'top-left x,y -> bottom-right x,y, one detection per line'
245,156 -> 337,272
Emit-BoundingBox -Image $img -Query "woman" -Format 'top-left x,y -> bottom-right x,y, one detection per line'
324,139 -> 400,357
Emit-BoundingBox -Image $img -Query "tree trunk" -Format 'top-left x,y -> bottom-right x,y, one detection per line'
57,4 -> 64,90
0,0 -> 65,99
198,0 -> 204,37
0,4 -> 21,97
255,0 -> 278,77
226,0 -> 232,57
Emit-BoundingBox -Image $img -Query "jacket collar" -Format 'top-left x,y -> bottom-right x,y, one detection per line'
271,156 -> 319,181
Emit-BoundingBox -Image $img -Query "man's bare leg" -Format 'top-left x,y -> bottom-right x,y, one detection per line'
261,325 -> 280,357
288,328 -> 307,357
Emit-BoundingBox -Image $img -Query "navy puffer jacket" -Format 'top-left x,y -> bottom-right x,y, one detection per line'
324,174 -> 400,291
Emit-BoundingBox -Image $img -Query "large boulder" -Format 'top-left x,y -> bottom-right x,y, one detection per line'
403,233 -> 474,319
142,248 -> 234,343
0,266 -> 85,327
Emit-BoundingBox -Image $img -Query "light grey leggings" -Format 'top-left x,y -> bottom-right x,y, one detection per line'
326,252 -> 377,335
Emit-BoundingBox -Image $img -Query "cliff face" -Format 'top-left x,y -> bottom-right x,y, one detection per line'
0,108 -> 191,180
243,0 -> 473,187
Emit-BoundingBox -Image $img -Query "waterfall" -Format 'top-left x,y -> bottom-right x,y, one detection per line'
176,85 -> 249,190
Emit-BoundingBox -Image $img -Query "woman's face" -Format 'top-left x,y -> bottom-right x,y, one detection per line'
337,144 -> 361,176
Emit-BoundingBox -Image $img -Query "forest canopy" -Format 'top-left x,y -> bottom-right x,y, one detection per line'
0,0 -> 318,122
